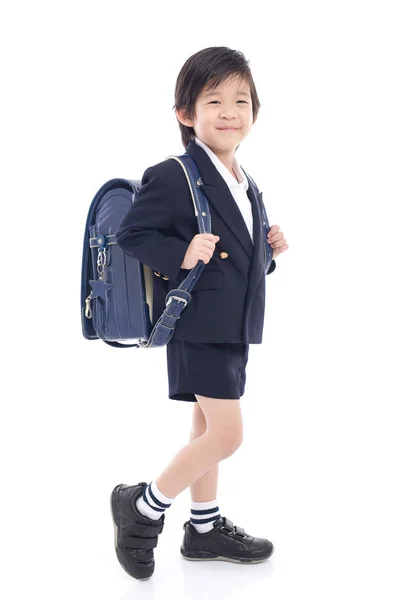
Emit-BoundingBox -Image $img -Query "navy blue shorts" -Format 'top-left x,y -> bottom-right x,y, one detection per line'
166,337 -> 250,402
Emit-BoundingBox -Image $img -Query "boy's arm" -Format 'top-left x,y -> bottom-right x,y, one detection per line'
115,163 -> 190,282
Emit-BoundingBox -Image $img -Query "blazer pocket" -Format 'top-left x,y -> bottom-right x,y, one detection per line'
193,267 -> 223,291
167,267 -> 223,292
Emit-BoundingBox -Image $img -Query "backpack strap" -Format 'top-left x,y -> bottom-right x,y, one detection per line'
242,169 -> 274,274
139,153 -> 213,348
243,170 -> 269,226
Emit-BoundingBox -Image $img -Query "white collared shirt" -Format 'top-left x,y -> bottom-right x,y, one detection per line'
194,136 -> 254,243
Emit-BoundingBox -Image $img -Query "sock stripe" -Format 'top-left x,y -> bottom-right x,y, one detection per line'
191,506 -> 220,515
136,481 -> 174,521
143,492 -> 164,512
143,483 -> 172,511
190,500 -> 221,533
190,513 -> 221,524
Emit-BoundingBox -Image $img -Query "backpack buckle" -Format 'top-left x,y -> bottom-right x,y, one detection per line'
166,295 -> 188,308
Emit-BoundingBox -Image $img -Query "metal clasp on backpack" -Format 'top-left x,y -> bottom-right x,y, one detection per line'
96,234 -> 110,280
97,248 -> 108,279
85,291 -> 93,318
166,295 -> 188,308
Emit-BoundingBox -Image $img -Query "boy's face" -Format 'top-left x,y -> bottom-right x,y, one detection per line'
177,75 -> 255,154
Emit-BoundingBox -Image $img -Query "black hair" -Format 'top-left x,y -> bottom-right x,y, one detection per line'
173,46 -> 261,150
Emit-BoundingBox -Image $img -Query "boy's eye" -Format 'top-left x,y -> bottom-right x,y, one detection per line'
209,100 -> 247,104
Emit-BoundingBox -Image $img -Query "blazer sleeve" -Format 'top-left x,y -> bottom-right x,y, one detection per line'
115,164 -> 190,282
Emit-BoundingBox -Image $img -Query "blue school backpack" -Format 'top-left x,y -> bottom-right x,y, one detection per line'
80,153 -> 273,349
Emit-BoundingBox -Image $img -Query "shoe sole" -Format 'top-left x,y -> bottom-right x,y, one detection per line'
180,545 -> 274,564
110,484 -> 152,581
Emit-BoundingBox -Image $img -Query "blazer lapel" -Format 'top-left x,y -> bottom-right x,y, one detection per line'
185,140 -> 258,262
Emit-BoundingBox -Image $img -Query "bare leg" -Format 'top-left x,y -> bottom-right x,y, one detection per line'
156,395 -> 243,499
189,402 -> 219,502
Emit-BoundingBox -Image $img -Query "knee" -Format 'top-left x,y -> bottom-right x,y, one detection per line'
210,427 -> 243,459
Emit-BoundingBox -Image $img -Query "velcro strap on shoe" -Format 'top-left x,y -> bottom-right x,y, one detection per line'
234,526 -> 245,537
122,535 -> 158,549
134,521 -> 164,536
223,518 -> 234,532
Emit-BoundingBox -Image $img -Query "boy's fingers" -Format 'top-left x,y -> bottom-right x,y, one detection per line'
267,225 -> 279,237
268,227 -> 284,244
199,233 -> 219,240
270,232 -> 284,243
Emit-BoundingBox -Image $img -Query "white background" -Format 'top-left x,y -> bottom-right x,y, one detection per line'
2,1 -> 399,598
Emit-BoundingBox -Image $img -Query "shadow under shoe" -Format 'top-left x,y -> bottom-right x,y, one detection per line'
180,516 -> 274,564
110,482 -> 165,580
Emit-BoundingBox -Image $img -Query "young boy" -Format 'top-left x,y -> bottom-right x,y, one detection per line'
112,46 -> 288,581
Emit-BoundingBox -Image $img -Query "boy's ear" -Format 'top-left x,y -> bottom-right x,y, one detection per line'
176,107 -> 193,128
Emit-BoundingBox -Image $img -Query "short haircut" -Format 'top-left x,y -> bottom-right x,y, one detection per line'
173,46 -> 261,149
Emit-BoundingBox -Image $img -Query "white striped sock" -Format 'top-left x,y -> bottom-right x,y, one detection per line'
136,480 -> 174,521
190,499 -> 221,534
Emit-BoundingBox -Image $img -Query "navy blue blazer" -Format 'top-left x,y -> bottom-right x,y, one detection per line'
115,140 -> 276,344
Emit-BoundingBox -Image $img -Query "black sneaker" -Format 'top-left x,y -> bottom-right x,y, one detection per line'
110,482 -> 165,580
180,516 -> 274,564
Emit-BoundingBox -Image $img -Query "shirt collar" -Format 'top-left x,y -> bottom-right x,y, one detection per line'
194,136 -> 249,191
